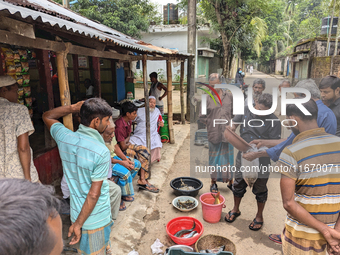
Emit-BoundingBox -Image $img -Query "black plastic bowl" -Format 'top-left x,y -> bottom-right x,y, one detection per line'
170,177 -> 203,197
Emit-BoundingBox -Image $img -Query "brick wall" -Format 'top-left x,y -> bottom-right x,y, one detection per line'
310,56 -> 340,84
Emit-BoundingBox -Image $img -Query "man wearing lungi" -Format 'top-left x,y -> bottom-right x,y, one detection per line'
115,101 -> 159,193
204,73 -> 235,193
43,98 -> 114,255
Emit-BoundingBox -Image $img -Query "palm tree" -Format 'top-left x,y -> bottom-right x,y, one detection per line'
250,17 -> 268,57
284,0 -> 298,47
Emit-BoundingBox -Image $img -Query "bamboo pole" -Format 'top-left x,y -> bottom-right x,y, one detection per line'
180,61 -> 185,124
167,60 -> 175,144
142,54 -> 151,152
56,48 -> 73,131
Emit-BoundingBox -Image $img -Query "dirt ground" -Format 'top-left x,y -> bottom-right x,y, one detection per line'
135,135 -> 286,255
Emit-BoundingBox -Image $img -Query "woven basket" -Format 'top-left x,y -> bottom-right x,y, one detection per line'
195,234 -> 236,254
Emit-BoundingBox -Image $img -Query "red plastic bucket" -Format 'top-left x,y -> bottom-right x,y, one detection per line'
199,192 -> 226,223
166,217 -> 204,245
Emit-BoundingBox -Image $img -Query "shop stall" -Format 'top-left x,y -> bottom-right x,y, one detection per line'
0,0 -> 190,184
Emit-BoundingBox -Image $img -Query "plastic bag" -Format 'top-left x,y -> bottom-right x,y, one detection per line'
151,238 -> 164,254
241,144 -> 267,188
127,250 -> 139,255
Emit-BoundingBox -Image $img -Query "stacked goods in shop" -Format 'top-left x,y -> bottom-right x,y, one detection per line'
1,47 -> 35,118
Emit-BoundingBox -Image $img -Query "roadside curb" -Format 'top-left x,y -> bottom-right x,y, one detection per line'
269,73 -> 286,80
110,124 -> 191,254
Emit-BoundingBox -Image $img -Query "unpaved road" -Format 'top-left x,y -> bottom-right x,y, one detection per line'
135,135 -> 286,255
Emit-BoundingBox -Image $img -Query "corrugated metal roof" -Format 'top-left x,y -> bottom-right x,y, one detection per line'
0,0 -> 190,57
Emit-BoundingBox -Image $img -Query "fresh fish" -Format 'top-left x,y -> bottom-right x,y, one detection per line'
174,220 -> 196,237
206,245 -> 225,253
176,199 -> 196,209
211,192 -> 221,204
182,230 -> 197,238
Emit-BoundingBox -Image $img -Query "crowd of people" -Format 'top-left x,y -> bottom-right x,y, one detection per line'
1,69 -> 340,255
0,74 -> 164,254
202,72 -> 340,255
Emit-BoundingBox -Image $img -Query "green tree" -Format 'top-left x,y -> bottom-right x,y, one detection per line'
199,0 -> 270,77
70,0 -> 161,38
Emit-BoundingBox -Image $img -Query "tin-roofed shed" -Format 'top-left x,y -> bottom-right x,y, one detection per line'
0,0 -> 189,184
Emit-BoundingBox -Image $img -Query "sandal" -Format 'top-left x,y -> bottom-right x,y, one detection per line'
210,183 -> 218,193
121,196 -> 134,202
138,183 -> 159,193
268,234 -> 282,244
225,210 -> 241,223
119,201 -> 126,211
249,218 -> 263,231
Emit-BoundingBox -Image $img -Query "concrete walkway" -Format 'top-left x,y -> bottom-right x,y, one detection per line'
109,123 -> 190,254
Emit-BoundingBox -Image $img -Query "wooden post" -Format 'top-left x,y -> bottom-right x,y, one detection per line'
0,49 -> 4,75
142,54 -> 151,152
180,61 -> 185,124
72,54 -> 81,101
37,49 -> 54,110
92,57 -> 101,97
167,60 -> 175,144
37,49 -> 56,148
56,49 -> 74,131
187,0 -> 196,121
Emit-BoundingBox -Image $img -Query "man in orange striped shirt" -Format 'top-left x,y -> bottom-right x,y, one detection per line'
277,99 -> 340,255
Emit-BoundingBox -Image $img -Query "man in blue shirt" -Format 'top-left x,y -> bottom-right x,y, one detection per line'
43,98 -> 113,255
243,79 -> 337,163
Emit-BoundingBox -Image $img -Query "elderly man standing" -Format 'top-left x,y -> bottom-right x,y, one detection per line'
130,96 -> 164,163
43,98 -> 113,255
202,73 -> 234,193
277,99 -> 340,255
0,76 -> 39,182
246,78 -> 266,106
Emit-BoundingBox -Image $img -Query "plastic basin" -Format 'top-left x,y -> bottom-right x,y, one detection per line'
166,217 -> 204,246
170,177 -> 203,197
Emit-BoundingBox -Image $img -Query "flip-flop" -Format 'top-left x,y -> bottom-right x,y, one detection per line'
268,234 -> 282,244
225,210 -> 241,223
249,218 -> 263,231
138,183 -> 159,193
121,196 -> 134,202
119,201 -> 126,211
210,183 -> 218,193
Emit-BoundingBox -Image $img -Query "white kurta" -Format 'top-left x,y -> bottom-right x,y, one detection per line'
130,107 -> 163,150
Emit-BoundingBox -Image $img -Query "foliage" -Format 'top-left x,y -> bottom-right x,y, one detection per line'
157,69 -> 165,82
70,0 -> 162,38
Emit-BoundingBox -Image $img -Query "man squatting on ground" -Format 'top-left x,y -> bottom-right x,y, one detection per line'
225,93 -> 281,231
276,99 -> 340,255
43,98 -> 117,255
